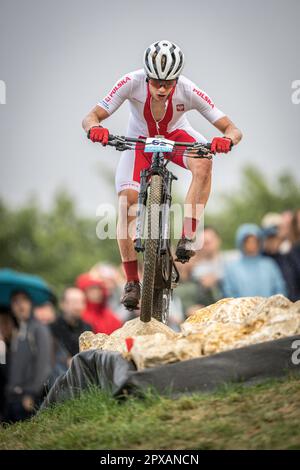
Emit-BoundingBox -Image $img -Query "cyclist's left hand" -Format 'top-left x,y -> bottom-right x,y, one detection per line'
211,137 -> 233,154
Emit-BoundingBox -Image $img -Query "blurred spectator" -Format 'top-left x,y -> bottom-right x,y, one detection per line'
167,294 -> 185,331
175,228 -> 224,318
261,212 -> 283,245
192,226 -> 225,279
191,227 -> 225,303
279,210 -> 293,254
261,212 -> 299,300
0,307 -> 17,345
89,263 -> 124,310
0,307 -> 16,421
289,209 -> 300,300
0,335 -> 5,420
34,301 -> 57,325
4,291 -> 52,423
89,262 -> 130,323
174,259 -> 203,317
76,273 -> 122,334
223,224 -> 287,298
290,209 -> 300,245
51,287 -> 92,359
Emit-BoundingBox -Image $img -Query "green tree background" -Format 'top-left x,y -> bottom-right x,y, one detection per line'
0,192 -> 119,293
0,166 -> 299,293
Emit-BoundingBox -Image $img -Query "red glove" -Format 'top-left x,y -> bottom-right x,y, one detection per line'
211,137 -> 233,154
88,126 -> 109,145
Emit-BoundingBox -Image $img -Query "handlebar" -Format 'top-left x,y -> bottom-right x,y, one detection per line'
106,134 -> 213,158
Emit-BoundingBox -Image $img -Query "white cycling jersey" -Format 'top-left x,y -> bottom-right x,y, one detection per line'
97,69 -> 225,138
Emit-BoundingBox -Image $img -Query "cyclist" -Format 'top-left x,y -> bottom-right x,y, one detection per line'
82,40 -> 242,310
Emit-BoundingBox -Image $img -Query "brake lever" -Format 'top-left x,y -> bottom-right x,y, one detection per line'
185,143 -> 213,159
188,143 -> 211,152
110,143 -> 135,151
107,135 -> 133,151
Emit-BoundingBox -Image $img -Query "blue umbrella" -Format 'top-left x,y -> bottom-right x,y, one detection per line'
0,269 -> 56,307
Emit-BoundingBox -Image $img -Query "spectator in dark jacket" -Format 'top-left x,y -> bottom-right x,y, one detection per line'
0,308 -> 16,421
261,212 -> 299,301
50,287 -> 92,359
34,301 -> 57,325
289,209 -> 300,300
4,291 -> 52,423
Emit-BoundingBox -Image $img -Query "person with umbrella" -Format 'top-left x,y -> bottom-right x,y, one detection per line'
0,269 -> 54,422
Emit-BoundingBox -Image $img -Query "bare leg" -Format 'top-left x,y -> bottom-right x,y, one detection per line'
117,189 -> 139,262
176,158 -> 213,260
184,158 -> 212,218
117,189 -> 141,307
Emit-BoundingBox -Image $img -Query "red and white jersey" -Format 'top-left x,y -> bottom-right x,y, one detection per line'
97,69 -> 225,138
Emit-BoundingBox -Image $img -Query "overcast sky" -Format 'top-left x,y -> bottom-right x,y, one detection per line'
0,0 -> 299,216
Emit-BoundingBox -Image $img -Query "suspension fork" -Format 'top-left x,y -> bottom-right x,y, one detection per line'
135,150 -> 165,253
134,169 -> 149,253
160,169 -> 177,254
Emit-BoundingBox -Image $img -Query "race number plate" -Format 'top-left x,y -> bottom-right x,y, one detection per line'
144,137 -> 175,153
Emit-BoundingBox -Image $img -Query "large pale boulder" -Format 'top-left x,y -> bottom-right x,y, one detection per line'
128,333 -> 203,370
182,297 -> 264,332
79,317 -> 177,354
181,295 -> 300,356
79,295 -> 300,370
79,331 -> 96,352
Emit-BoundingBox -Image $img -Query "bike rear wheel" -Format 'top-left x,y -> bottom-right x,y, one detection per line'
140,174 -> 162,322
152,288 -> 170,324
152,246 -> 173,323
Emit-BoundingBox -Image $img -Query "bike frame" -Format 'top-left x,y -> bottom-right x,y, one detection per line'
106,134 -> 212,322
134,149 -> 180,296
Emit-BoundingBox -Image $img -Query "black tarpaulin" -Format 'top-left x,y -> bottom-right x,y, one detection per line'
41,335 -> 300,409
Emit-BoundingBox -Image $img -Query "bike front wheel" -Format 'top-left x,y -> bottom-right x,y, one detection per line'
140,174 -> 162,322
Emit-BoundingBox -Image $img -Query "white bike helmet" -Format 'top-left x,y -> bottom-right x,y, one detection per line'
143,40 -> 185,80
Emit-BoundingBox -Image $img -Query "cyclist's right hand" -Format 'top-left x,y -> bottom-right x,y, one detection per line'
87,126 -> 109,145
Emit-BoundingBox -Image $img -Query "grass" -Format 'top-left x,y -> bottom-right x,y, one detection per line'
0,376 -> 300,450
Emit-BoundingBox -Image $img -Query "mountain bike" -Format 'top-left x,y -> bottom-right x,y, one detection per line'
107,134 -> 212,324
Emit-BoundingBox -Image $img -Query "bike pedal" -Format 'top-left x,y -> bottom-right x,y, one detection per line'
175,256 -> 189,264
125,305 -> 139,312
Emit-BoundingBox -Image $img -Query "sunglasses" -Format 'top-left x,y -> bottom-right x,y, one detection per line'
148,78 -> 177,89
